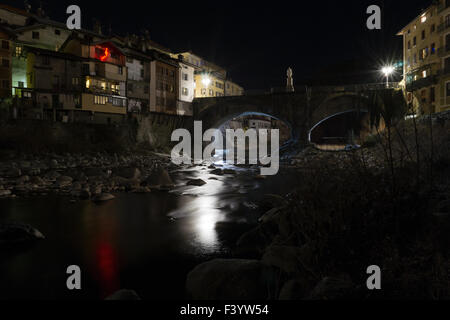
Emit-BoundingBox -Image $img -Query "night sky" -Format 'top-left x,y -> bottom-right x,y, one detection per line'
2,0 -> 432,89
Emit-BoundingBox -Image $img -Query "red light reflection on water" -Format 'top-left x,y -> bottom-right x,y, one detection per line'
95,241 -> 119,298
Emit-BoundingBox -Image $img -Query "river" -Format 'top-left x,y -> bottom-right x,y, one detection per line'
0,153 -> 297,300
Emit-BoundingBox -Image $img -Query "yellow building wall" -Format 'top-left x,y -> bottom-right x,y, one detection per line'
194,74 -> 224,98
81,93 -> 126,114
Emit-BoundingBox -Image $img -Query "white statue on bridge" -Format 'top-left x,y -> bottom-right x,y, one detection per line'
286,67 -> 294,93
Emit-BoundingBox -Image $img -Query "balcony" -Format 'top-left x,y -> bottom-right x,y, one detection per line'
406,75 -> 438,91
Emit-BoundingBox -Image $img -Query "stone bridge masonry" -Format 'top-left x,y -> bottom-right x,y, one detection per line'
191,83 -> 398,144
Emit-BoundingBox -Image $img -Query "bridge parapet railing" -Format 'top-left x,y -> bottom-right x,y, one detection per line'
243,83 -> 400,96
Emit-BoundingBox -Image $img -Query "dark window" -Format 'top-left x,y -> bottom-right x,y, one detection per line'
42,56 -> 50,65
422,30 -> 426,40
55,29 -> 61,35
446,82 -> 450,97
444,57 -> 450,72
32,31 -> 40,39
118,66 -> 123,75
431,43 -> 436,54
128,83 -> 133,92
1,58 -> 9,67
2,80 -> 9,88
430,87 -> 435,102
431,24 -> 435,33
82,64 -> 89,75
141,69 -> 144,78
144,85 -> 149,94
413,36 -> 417,46
1,40 -> 9,49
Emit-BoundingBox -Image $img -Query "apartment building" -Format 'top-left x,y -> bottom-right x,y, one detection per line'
224,80 -> 244,97
399,0 -> 450,114
123,47 -> 151,114
176,51 -> 244,98
61,35 -> 127,123
0,26 -> 14,99
149,51 -> 178,114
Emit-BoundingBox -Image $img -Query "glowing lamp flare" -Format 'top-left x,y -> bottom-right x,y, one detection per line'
381,66 -> 395,76
201,76 -> 211,87
99,48 -> 110,61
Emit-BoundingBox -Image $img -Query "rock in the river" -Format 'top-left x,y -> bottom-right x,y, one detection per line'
146,167 -> 174,190
15,175 -> 30,185
210,168 -> 224,176
80,188 -> 91,199
4,168 -> 21,178
105,289 -> 141,300
0,223 -> 45,246
187,178 -> 207,186
115,167 -> 141,180
223,169 -> 236,175
132,186 -> 151,193
93,193 -> 115,202
55,176 -> 73,188
186,259 -> 268,300
0,189 -> 12,197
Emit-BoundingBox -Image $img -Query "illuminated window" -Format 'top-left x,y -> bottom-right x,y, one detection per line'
422,70 -> 427,78
182,87 -> 188,95
15,46 -> 22,56
85,79 -> 90,88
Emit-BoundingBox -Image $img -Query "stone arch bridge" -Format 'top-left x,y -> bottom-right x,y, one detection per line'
191,83 -> 399,144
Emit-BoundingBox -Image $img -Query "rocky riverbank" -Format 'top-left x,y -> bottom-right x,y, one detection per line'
0,151 -> 177,201
186,131 -> 450,300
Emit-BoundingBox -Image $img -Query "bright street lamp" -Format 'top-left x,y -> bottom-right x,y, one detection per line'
381,66 -> 395,87
201,75 -> 211,87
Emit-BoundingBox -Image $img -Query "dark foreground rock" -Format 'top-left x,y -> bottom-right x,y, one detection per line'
105,289 -> 141,300
186,259 -> 268,300
0,223 -> 45,246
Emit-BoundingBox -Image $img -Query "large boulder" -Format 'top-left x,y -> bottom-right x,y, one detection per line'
0,223 -> 45,246
55,175 -> 73,188
115,167 -> 141,180
187,178 -> 207,186
105,289 -> 140,300
93,193 -> 115,202
186,259 -> 268,300
146,167 -> 174,190
262,244 -> 316,277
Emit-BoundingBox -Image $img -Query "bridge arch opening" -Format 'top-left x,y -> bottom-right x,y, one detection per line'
308,109 -> 371,151
210,111 -> 293,166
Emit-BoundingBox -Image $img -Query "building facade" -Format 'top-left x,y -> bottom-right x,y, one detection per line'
175,57 -> 194,116
0,26 -> 13,99
62,36 -> 128,123
149,52 -> 178,114
399,0 -> 450,114
124,48 -> 150,114
224,80 -> 244,96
